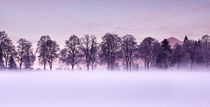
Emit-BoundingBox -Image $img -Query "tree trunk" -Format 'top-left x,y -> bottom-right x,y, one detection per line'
144,61 -> 147,69
43,62 -> 46,70
191,60 -> 193,69
87,63 -> 89,71
126,61 -> 129,71
49,63 -> 52,70
129,60 -> 132,71
91,62 -> 94,71
19,62 -> 22,70
147,62 -> 150,69
71,64 -> 74,70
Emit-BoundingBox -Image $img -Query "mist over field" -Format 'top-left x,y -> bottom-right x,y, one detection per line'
1,0 -> 210,106
0,69 -> 210,107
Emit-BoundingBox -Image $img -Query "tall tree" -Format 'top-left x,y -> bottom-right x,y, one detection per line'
99,33 -> 121,70
171,44 -> 183,69
46,40 -> 59,70
138,37 -> 159,69
8,55 -> 17,70
2,38 -> 16,69
17,38 -> 35,70
200,35 -> 210,67
183,36 -> 189,44
155,39 -> 172,69
60,35 -> 81,70
80,35 -> 98,70
183,38 -> 197,69
0,31 -> 8,69
36,35 -> 51,70
121,34 -> 137,71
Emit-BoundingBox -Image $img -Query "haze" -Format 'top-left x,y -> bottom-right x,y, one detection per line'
1,0 -> 210,44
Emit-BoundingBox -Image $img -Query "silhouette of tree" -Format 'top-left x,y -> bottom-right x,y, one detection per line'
183,36 -> 189,44
60,35 -> 81,70
2,37 -> 16,69
121,34 -> 137,71
36,35 -> 50,70
171,44 -> 183,69
37,35 -> 59,70
8,55 -> 17,70
46,40 -> 59,70
0,31 -> 8,69
99,33 -> 121,70
182,37 -> 197,69
155,39 -> 172,69
80,35 -> 98,70
200,35 -> 210,67
17,38 -> 35,70
23,54 -> 36,69
138,37 -> 159,69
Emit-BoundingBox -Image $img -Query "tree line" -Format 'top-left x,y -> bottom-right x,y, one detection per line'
0,31 -> 210,71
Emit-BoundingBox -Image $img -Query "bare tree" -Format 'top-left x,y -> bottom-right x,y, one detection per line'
80,35 -> 98,70
99,33 -> 121,71
121,34 -> 137,71
200,35 -> 210,67
8,55 -> 17,70
2,38 -> 16,69
17,38 -> 35,70
138,37 -> 159,69
60,35 -> 81,70
36,35 -> 51,70
46,40 -> 59,70
0,31 -> 8,69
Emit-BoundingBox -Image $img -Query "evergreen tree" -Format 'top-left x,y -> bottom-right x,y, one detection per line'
155,39 -> 172,69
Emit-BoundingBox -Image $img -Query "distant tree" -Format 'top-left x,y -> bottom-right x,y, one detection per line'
2,38 -> 16,69
80,35 -> 98,70
194,40 -> 203,65
201,35 -> 210,47
183,36 -> 189,44
23,54 -> 36,69
155,39 -> 172,69
36,35 -> 50,70
200,35 -> 210,67
17,38 -> 35,70
138,37 -> 159,69
8,55 -> 17,70
60,35 -> 81,70
37,35 -> 59,70
171,44 -> 183,69
99,33 -> 121,71
46,40 -> 59,70
183,38 -> 196,69
0,31 -> 8,69
121,34 -> 137,71
89,36 -> 98,70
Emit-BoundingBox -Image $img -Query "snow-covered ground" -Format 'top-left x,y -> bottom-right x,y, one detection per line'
0,70 -> 210,107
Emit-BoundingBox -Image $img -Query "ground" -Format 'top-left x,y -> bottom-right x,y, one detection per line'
0,70 -> 210,107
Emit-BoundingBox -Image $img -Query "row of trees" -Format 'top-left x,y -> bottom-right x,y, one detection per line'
0,31 -> 210,71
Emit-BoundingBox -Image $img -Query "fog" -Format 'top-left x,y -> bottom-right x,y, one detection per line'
0,70 -> 210,107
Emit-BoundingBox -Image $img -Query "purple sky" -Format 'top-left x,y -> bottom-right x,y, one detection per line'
1,0 -> 210,45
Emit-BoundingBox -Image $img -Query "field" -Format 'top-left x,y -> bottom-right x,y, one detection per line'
0,70 -> 210,107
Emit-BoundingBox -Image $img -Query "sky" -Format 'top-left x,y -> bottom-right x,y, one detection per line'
1,0 -> 210,46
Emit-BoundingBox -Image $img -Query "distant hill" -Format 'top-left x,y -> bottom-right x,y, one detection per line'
167,37 -> 183,48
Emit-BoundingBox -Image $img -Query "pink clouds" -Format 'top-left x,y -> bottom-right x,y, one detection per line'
0,0 -> 210,44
